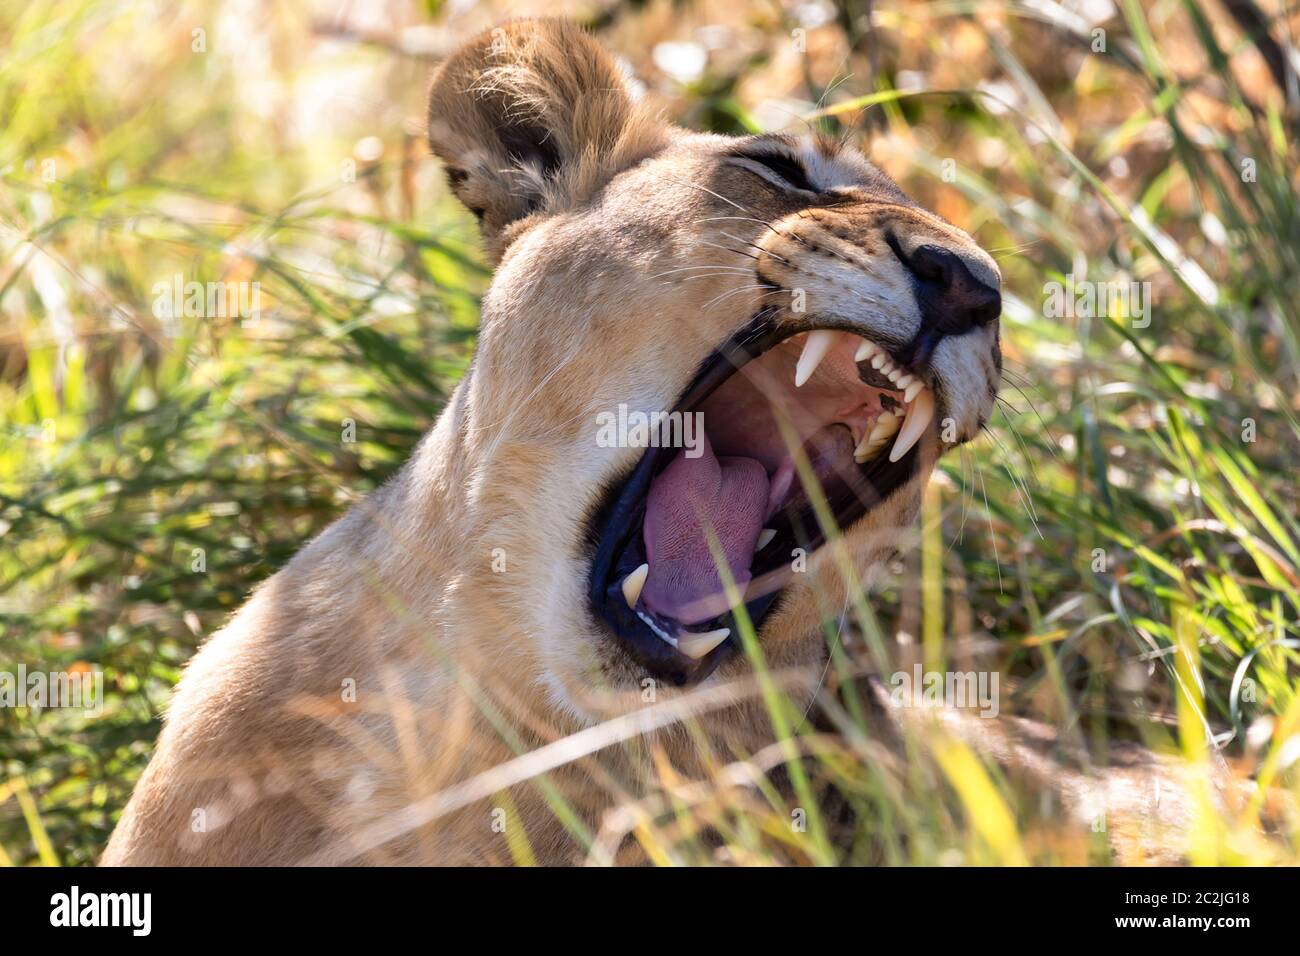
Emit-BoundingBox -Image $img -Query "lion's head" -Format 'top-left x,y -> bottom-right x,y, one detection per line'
426,20 -> 1001,722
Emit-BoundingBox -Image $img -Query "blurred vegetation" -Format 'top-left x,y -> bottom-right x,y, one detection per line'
1,0 -> 1298,865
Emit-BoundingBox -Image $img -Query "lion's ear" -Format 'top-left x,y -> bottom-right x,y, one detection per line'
426,19 -> 665,256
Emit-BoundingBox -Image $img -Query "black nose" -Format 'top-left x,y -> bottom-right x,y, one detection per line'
896,243 -> 1001,335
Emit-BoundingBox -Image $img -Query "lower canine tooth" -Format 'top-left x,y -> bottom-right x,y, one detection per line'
794,330 -> 836,387
889,387 -> 935,462
622,563 -> 649,608
756,528 -> 777,550
854,411 -> 900,461
678,627 -> 731,660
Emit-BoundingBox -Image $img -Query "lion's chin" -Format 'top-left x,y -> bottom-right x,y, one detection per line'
586,312 -> 936,686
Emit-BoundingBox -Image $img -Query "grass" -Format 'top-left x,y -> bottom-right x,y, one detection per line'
1,0 -> 1297,866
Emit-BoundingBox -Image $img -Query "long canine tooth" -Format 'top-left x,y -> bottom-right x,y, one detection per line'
853,411 -> 900,462
756,528 -> 777,550
678,627 -> 731,660
854,339 -> 876,362
794,331 -> 836,387
621,563 -> 649,608
889,387 -> 935,462
903,380 -> 923,403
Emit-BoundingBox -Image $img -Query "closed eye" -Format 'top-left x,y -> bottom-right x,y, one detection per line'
732,151 -> 818,194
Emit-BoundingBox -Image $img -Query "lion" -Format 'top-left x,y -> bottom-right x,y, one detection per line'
102,19 -> 1206,866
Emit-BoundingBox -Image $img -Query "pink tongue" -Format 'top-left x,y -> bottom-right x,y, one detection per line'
642,433 -> 769,626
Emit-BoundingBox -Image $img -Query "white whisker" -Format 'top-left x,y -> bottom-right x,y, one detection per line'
648,265 -> 753,279
661,176 -> 752,213
701,284 -> 771,312
975,458 -> 1005,595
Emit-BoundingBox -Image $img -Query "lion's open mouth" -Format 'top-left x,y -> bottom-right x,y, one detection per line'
587,315 -> 936,685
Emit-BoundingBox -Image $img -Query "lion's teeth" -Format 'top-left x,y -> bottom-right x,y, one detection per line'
853,411 -> 900,462
895,373 -> 915,389
870,353 -> 887,370
875,411 -> 902,438
889,387 -> 935,462
756,528 -> 777,550
854,339 -> 876,362
794,331 -> 836,388
621,563 -> 649,608
854,439 -> 887,464
903,380 -> 923,403
635,609 -> 679,648
678,627 -> 731,660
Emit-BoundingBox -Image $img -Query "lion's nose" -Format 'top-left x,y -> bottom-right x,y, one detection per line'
898,244 -> 1001,335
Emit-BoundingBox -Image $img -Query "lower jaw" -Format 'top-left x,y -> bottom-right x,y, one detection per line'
585,317 -> 929,687
593,448 -> 922,686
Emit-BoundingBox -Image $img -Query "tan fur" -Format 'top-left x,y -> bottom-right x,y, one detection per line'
103,20 -> 1144,866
